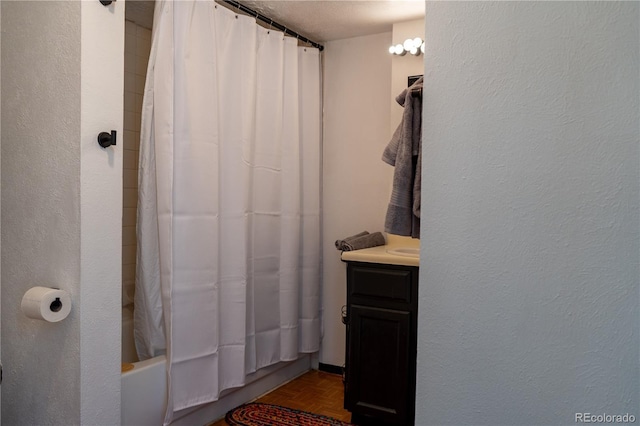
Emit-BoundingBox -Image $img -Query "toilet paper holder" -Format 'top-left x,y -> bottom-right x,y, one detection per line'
21,287 -> 71,322
50,297 -> 63,313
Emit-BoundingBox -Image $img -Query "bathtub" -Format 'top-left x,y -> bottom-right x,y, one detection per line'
121,307 -> 312,425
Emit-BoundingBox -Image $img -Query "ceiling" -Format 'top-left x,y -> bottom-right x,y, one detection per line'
126,1 -> 425,43
237,1 -> 425,42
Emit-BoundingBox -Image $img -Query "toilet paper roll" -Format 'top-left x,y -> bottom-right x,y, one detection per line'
21,286 -> 71,322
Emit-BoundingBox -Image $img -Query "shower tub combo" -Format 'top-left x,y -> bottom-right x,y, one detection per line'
121,306 -> 312,425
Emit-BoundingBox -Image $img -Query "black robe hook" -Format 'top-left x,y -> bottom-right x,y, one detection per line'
97,130 -> 117,148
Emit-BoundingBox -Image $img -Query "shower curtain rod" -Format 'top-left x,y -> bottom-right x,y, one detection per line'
219,0 -> 324,51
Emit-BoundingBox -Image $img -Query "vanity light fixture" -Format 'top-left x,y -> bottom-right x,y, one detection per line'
389,43 -> 407,56
389,37 -> 424,56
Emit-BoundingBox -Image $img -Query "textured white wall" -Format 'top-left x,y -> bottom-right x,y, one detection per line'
321,32 -> 393,366
80,1 -> 123,424
417,2 -> 639,425
1,1 -> 123,424
1,2 -> 82,424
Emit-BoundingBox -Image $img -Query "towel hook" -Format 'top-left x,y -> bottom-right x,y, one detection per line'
97,130 -> 117,148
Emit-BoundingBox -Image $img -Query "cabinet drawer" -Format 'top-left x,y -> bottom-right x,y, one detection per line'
348,263 -> 416,306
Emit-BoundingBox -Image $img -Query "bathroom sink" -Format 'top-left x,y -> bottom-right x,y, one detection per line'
386,247 -> 420,258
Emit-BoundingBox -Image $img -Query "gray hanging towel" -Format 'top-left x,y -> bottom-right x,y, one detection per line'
382,77 -> 423,238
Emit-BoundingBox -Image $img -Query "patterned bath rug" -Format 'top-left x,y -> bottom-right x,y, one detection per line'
225,402 -> 352,426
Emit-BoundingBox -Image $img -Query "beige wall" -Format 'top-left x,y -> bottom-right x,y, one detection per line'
320,17 -> 424,368
321,31 -> 393,366
390,19 -> 425,135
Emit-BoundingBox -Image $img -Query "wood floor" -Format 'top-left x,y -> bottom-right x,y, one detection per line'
208,370 -> 352,425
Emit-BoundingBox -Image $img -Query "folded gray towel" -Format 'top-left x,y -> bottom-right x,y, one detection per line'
342,232 -> 386,251
335,231 -> 369,251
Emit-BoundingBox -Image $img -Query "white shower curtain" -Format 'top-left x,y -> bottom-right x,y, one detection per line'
134,1 -> 321,423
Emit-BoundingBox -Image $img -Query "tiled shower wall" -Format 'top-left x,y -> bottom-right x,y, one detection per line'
122,20 -> 151,308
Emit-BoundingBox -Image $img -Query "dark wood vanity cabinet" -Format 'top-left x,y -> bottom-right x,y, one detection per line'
343,261 -> 419,425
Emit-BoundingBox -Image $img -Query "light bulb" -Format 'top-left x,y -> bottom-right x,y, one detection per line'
388,45 -> 396,54
413,37 -> 423,47
410,46 -> 419,56
394,44 -> 405,55
420,42 -> 425,54
403,38 -> 414,51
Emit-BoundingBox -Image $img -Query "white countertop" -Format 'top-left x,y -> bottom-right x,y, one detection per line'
340,234 -> 420,267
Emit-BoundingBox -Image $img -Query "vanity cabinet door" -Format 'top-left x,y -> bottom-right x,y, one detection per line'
345,304 -> 411,424
344,262 -> 418,426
